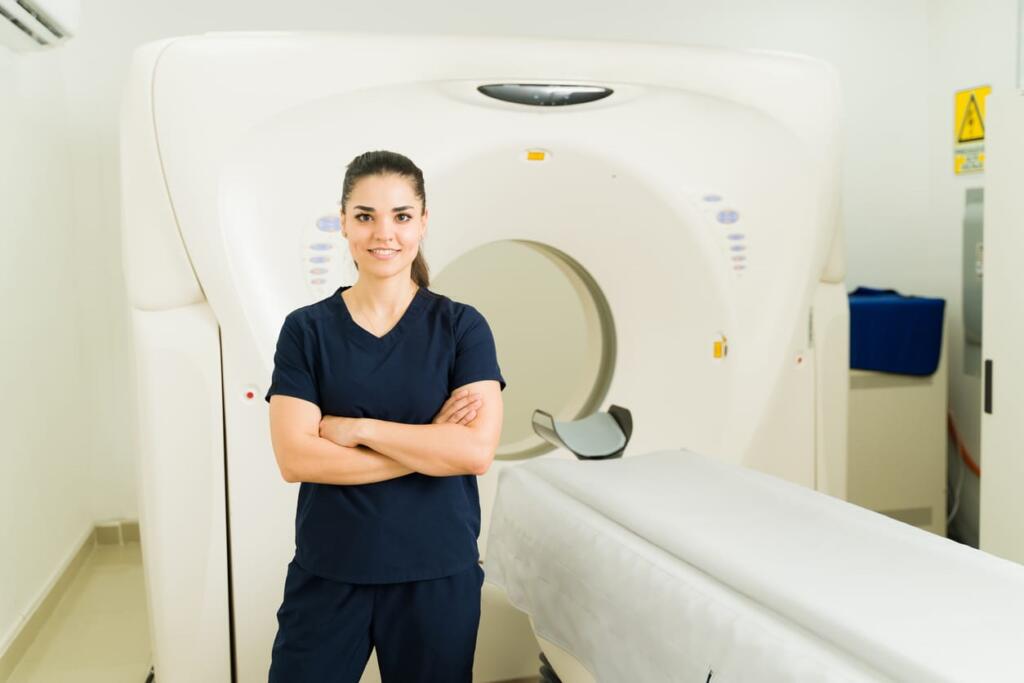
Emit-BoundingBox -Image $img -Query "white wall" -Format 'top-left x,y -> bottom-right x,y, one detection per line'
0,49 -> 94,652
927,0 -> 1018,546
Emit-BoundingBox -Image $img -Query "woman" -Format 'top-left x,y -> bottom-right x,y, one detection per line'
264,150 -> 506,682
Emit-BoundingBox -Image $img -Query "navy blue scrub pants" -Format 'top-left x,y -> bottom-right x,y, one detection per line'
268,558 -> 484,683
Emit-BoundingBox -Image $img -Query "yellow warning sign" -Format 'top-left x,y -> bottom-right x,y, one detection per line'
954,150 -> 986,175
954,85 -> 991,174
956,88 -> 988,142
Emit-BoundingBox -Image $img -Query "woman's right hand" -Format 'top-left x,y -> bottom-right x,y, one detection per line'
432,388 -> 483,426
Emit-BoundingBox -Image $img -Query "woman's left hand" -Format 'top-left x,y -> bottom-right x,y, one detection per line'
319,416 -> 363,448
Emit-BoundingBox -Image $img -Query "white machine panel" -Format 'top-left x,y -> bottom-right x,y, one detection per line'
981,92 -> 1024,564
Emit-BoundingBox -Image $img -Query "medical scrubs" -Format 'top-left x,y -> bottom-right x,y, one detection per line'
264,284 -> 506,683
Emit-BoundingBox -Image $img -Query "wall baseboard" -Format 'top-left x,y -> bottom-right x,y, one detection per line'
0,520 -> 142,681
95,520 -> 141,546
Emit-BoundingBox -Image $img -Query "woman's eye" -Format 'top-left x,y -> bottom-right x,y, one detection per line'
356,214 -> 371,222
396,213 -> 412,222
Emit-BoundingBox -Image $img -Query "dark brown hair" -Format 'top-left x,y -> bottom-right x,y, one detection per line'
340,150 -> 430,288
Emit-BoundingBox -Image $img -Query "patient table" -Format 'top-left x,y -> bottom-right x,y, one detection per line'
484,451 -> 1024,682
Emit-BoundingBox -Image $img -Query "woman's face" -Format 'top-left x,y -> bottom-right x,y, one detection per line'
341,173 -> 428,282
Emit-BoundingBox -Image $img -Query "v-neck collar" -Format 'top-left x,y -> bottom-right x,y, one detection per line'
332,285 -> 427,347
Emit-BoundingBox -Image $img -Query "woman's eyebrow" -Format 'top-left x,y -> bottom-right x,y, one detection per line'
353,205 -> 415,212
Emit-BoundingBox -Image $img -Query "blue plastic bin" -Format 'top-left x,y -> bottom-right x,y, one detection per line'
848,287 -> 946,376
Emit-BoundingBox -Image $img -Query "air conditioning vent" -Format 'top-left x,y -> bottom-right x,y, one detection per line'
0,0 -> 77,51
17,0 -> 64,38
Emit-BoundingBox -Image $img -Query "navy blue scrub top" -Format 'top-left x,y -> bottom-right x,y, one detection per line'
265,285 -> 506,584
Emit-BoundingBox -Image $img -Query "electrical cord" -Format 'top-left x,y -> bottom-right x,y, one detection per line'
946,411 -> 980,527
947,438 -> 965,526
947,412 -> 981,477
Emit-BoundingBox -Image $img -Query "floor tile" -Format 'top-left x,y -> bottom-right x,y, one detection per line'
7,541 -> 150,683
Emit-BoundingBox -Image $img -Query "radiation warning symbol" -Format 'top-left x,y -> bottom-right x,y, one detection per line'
954,85 -> 991,175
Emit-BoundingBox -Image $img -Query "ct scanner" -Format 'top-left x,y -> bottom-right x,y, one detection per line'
120,32 -> 856,681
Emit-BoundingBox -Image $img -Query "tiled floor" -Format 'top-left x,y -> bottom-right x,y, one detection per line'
5,543 -> 543,682
7,542 -> 151,683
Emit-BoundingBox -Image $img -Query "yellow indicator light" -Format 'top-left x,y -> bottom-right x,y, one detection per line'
713,336 -> 728,359
526,150 -> 546,161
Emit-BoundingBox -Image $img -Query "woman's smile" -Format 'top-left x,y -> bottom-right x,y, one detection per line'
368,248 -> 400,260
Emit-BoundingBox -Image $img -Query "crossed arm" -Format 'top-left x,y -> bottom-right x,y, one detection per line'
268,380 -> 503,485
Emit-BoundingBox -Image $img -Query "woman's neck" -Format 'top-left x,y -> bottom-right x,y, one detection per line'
345,277 -> 418,316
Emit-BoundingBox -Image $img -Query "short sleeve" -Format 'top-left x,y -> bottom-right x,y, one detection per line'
450,304 -> 506,392
264,312 -> 321,406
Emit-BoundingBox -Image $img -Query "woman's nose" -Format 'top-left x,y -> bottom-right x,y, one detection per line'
371,218 -> 396,239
